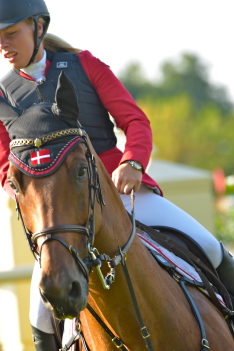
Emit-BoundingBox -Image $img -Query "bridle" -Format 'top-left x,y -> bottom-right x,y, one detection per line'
14,127 -> 137,288
14,127 -> 154,351
31,225 -> 91,281
15,127 -> 105,281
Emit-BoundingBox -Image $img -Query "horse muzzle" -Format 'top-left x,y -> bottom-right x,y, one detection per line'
39,274 -> 89,319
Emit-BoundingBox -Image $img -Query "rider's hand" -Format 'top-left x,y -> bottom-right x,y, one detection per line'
112,162 -> 142,194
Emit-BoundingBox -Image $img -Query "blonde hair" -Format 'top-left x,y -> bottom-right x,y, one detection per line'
25,17 -> 82,53
43,33 -> 82,53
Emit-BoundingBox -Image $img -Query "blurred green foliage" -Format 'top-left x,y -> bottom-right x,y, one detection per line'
215,203 -> 234,245
119,52 -> 234,243
119,53 -> 233,114
118,53 -> 234,175
226,176 -> 234,195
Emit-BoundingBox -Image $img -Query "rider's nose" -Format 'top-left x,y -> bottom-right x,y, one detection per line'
0,36 -> 8,50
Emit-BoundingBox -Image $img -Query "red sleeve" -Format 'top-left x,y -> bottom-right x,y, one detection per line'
78,51 -> 153,172
0,120 -> 14,198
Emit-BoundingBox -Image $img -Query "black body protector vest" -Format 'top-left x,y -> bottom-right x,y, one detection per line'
0,51 -> 117,154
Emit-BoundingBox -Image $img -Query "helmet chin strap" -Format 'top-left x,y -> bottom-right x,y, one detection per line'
25,16 -> 49,67
26,48 -> 39,68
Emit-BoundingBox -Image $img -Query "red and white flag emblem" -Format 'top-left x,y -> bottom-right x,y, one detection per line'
30,149 -> 51,165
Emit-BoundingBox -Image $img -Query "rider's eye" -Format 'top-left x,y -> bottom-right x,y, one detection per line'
76,166 -> 87,179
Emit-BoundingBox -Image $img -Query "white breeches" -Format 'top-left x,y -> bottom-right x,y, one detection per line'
30,185 -> 222,332
120,185 -> 222,268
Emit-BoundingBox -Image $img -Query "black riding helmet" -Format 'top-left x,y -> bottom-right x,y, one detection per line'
0,0 -> 50,66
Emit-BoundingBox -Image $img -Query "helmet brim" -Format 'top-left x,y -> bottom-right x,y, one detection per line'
0,15 -> 29,30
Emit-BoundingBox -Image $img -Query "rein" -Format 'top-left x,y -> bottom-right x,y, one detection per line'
87,193 -> 154,351
15,128 -> 154,351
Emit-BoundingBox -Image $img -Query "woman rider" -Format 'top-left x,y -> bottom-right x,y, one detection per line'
0,0 -> 234,350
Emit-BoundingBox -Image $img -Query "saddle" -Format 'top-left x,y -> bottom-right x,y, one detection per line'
135,220 -> 233,317
54,219 -> 234,350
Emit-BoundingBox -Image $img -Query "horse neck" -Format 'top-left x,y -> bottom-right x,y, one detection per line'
88,178 -> 163,349
89,152 -> 130,249
94,179 -> 132,255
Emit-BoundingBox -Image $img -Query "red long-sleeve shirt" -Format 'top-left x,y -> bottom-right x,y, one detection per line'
0,50 -> 162,198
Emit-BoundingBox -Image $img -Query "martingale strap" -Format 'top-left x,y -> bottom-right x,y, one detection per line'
151,250 -> 210,350
87,192 -> 155,351
119,248 -> 154,351
135,221 -> 233,316
178,278 -> 210,351
87,304 -> 129,351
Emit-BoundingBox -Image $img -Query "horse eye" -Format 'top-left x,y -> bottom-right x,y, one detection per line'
8,180 -> 18,193
76,166 -> 87,179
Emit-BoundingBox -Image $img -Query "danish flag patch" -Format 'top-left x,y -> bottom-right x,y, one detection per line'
30,149 -> 51,165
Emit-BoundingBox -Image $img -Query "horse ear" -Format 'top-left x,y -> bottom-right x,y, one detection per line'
53,71 -> 79,121
0,96 -> 21,130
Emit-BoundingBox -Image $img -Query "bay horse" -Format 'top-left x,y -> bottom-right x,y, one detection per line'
1,72 -> 234,350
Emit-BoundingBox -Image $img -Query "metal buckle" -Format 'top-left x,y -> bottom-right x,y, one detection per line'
141,326 -> 150,339
88,245 -> 111,289
201,338 -> 210,349
112,336 -> 124,348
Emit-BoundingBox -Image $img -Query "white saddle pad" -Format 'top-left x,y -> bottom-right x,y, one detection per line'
63,231 -> 226,349
137,231 -> 225,305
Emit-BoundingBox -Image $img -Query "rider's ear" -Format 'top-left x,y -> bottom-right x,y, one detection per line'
37,19 -> 44,37
52,71 -> 79,122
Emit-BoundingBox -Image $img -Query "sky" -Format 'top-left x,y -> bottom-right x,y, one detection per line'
0,0 -> 233,100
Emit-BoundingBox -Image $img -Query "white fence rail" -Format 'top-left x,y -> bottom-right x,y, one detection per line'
0,264 -> 33,284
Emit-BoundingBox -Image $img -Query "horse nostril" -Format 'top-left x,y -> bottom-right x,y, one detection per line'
39,289 -> 54,311
39,289 -> 48,303
69,281 -> 81,300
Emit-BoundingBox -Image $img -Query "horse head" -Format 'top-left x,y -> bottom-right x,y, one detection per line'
2,73 -> 234,351
0,72 -> 106,319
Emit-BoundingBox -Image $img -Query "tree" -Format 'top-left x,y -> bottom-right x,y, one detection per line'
118,53 -> 233,114
138,95 -> 234,174
158,53 -> 232,113
118,62 -> 158,101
